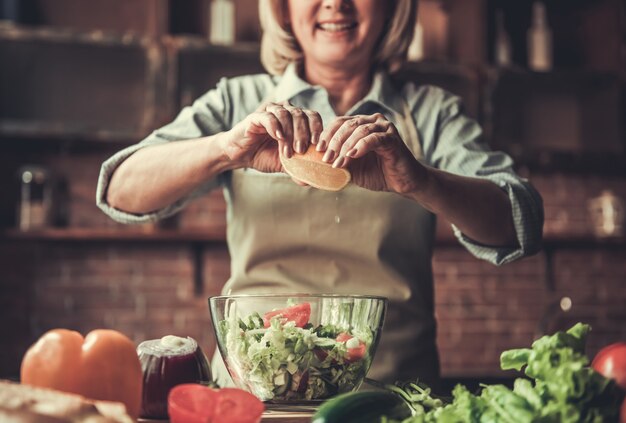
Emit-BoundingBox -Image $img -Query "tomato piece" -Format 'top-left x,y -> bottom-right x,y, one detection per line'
263,302 -> 311,328
168,384 -> 216,423
591,342 -> 626,390
346,343 -> 367,362
336,333 -> 367,363
168,384 -> 264,423
335,333 -> 353,343
213,388 -> 265,423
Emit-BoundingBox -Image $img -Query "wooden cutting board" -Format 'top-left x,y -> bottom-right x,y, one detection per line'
261,409 -> 314,422
139,409 -> 314,422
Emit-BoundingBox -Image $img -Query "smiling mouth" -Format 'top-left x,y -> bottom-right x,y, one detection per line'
316,22 -> 358,33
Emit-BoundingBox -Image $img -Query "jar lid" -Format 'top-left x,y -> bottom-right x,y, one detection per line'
18,165 -> 49,184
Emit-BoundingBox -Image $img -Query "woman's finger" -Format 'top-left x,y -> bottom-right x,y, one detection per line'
332,131 -> 385,169
246,111 -> 289,154
304,110 -> 323,147
266,103 -> 294,157
247,111 -> 283,140
318,117 -> 349,153
284,105 -> 310,154
324,115 -> 376,164
335,122 -> 388,163
344,132 -> 385,160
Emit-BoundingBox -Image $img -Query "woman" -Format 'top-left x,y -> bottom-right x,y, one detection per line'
97,0 -> 543,387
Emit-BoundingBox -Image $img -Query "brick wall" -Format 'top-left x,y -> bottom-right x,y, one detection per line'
1,152 -> 625,380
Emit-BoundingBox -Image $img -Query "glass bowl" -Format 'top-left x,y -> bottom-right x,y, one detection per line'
209,294 -> 387,404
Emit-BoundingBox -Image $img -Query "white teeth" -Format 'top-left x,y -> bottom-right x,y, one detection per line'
318,22 -> 355,32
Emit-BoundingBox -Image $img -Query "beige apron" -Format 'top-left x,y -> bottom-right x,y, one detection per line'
211,95 -> 440,387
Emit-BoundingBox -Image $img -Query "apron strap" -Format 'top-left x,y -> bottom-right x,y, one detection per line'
396,99 -> 423,160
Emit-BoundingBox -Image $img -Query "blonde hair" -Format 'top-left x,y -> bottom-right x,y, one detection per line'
259,0 -> 418,75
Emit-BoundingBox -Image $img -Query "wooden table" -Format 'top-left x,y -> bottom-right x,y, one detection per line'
261,409 -> 314,422
140,410 -> 313,422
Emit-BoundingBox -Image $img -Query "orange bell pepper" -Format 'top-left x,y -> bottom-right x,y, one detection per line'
20,328 -> 143,420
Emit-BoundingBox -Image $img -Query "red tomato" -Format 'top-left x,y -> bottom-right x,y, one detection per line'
263,302 -> 311,328
168,384 -> 216,423
168,384 -> 264,423
336,333 -> 367,362
591,342 -> 626,390
213,388 -> 265,423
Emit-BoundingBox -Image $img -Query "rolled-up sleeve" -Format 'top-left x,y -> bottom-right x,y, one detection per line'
96,80 -> 231,224
429,92 -> 544,265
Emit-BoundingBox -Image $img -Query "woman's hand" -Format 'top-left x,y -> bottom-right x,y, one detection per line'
221,101 -> 323,174
319,113 -> 428,196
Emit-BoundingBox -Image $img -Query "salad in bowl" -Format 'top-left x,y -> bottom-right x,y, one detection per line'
209,294 -> 387,402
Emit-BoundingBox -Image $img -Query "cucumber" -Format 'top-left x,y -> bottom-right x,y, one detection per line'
312,390 -> 413,423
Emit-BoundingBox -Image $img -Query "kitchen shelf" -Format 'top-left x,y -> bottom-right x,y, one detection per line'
542,235 -> 626,250
3,228 -> 624,249
511,151 -> 626,176
163,35 -> 260,52
0,120 -> 149,145
484,64 -> 624,83
0,227 -> 226,243
0,227 -> 462,249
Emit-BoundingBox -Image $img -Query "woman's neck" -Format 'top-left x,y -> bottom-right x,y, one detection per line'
302,61 -> 372,116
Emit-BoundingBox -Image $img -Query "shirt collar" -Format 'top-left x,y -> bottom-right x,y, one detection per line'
273,62 -> 315,103
274,62 -> 404,116
355,69 -> 405,117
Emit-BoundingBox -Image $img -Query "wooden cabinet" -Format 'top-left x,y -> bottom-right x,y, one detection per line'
0,25 -> 167,143
484,0 -> 623,72
19,0 -> 169,38
14,0 -> 261,41
412,0 -> 625,171
485,69 -> 624,171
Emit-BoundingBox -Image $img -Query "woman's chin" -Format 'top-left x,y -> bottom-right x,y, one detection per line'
311,52 -> 362,70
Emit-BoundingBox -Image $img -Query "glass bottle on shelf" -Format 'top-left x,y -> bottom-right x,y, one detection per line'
407,20 -> 424,62
494,9 -> 512,67
17,166 -> 53,231
209,0 -> 235,45
588,190 -> 624,238
527,1 -> 553,71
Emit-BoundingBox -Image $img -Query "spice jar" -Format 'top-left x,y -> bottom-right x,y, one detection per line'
17,165 -> 53,231
588,190 -> 624,238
